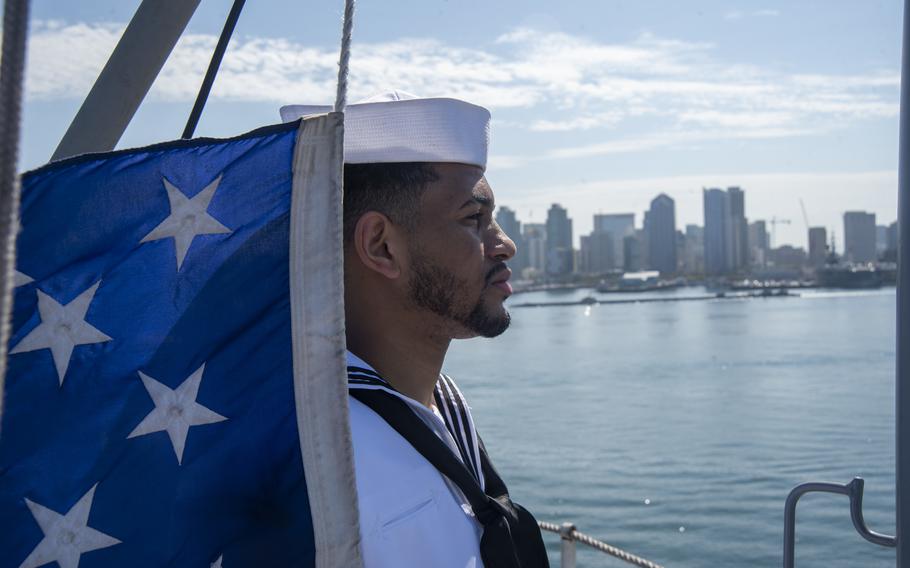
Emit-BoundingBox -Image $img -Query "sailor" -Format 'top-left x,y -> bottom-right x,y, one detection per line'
281,92 -> 549,567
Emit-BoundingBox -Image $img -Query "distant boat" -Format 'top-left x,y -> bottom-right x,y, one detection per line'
816,263 -> 883,289
596,270 -> 680,293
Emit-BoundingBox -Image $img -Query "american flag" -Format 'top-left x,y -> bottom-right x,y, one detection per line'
1,121 -> 322,567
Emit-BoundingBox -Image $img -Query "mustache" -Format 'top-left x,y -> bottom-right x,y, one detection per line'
485,263 -> 509,283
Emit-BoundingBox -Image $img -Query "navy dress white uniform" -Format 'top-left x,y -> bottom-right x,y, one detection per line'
346,351 -> 485,568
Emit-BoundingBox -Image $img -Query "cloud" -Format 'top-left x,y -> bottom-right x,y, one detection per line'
725,9 -> 780,21
25,20 -> 897,159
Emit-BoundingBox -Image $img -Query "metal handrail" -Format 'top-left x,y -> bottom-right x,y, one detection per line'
783,477 -> 896,568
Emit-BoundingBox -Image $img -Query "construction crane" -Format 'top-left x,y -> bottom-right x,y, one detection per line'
768,217 -> 792,249
799,199 -> 810,230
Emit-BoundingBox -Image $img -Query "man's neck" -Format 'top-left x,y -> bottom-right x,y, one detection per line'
347,327 -> 450,408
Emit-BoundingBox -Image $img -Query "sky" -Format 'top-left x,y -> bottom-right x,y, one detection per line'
19,0 -> 903,250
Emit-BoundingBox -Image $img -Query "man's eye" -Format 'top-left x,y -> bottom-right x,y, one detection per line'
465,213 -> 483,225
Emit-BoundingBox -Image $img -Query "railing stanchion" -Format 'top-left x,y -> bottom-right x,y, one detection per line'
559,522 -> 577,568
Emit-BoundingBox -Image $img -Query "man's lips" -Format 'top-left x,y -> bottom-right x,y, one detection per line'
488,267 -> 512,295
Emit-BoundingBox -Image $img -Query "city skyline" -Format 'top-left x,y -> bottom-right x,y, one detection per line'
498,184 -> 895,279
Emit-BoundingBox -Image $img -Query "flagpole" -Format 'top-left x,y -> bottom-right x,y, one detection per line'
897,0 -> 910,563
0,0 -> 30,430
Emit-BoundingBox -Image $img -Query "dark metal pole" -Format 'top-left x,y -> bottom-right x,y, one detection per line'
52,0 -> 202,161
0,0 -> 30,429
897,0 -> 910,564
182,0 -> 247,139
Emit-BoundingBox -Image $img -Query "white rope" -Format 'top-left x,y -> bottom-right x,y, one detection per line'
539,521 -> 665,568
0,0 -> 31,430
333,0 -> 355,113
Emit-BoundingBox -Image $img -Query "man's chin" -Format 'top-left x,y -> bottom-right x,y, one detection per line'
462,305 -> 511,339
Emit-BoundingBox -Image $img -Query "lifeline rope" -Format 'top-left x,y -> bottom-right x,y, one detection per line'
0,0 -> 31,429
538,521 -> 665,568
333,0 -> 356,113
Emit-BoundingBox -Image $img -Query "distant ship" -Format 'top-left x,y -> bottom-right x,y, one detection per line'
815,253 -> 884,289
596,270 -> 681,293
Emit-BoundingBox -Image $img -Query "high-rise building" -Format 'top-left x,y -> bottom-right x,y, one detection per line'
876,225 -> 889,255
646,194 -> 677,274
579,231 -> 614,274
844,211 -> 877,263
623,233 -> 643,272
495,206 -> 527,272
703,188 -> 732,275
546,204 -> 573,275
748,220 -> 769,268
808,227 -> 827,267
683,224 -> 705,274
593,213 -> 634,269
727,187 -> 749,270
522,223 -> 547,274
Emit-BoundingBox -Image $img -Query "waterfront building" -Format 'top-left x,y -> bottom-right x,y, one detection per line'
546,204 -> 573,276
728,187 -> 749,271
683,224 -> 705,274
495,206 -> 527,272
593,213 -> 635,269
768,245 -> 807,269
703,188 -> 733,275
876,224 -> 889,255
522,223 -> 547,276
843,211 -> 877,263
623,233 -> 643,272
808,227 -> 828,267
748,220 -> 769,268
646,194 -> 677,275
580,230 -> 614,274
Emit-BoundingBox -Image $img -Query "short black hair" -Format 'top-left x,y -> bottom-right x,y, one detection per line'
342,162 -> 440,245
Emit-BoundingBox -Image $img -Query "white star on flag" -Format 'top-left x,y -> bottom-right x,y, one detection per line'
141,175 -> 231,269
19,484 -> 120,568
14,270 -> 33,287
10,281 -> 112,385
211,554 -> 223,567
128,364 -> 228,464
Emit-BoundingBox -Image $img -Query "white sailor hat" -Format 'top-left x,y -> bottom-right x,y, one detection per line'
279,91 -> 491,170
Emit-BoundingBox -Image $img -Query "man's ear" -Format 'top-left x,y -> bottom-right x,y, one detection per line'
353,212 -> 406,280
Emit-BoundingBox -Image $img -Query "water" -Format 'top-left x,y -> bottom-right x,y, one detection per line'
446,287 -> 897,567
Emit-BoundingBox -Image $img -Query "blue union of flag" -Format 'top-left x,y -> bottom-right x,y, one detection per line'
0,116 -> 358,567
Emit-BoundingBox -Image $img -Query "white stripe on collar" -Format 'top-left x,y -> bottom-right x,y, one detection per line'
345,351 -> 485,489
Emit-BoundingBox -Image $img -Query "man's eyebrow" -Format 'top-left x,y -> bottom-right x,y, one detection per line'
459,194 -> 494,209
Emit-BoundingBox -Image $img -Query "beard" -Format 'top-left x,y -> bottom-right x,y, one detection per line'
407,248 -> 511,338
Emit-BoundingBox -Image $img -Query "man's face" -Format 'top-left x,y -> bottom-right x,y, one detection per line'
404,163 -> 516,339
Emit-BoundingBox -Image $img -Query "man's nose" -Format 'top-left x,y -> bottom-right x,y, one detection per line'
488,222 -> 517,261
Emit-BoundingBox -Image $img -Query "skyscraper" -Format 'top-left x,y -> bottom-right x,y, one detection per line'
808,227 -> 827,267
523,223 -> 547,274
843,211 -> 877,263
876,225 -> 889,255
683,224 -> 705,274
703,188 -> 732,275
579,231 -> 614,274
593,213 -> 634,269
546,204 -> 573,275
748,220 -> 769,268
646,194 -> 677,274
727,187 -> 749,270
